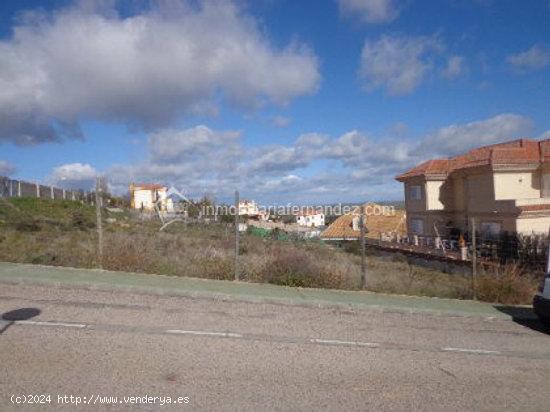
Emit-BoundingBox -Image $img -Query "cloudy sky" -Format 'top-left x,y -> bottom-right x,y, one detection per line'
0,0 -> 549,203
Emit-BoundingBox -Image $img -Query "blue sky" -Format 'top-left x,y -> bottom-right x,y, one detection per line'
0,0 -> 549,204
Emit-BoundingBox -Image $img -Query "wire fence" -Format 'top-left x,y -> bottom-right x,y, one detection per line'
0,181 -> 547,306
472,232 -> 549,271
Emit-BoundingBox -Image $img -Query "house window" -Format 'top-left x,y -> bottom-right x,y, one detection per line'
410,185 -> 422,200
410,218 -> 424,235
481,222 -> 501,238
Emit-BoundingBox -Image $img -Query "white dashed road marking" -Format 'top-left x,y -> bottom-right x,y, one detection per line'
310,338 -> 379,348
442,347 -> 501,355
165,329 -> 244,338
15,320 -> 87,328
7,319 -> 510,357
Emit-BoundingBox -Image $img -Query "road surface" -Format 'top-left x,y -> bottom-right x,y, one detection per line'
0,265 -> 549,410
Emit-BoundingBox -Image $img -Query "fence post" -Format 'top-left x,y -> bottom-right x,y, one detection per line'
360,205 -> 367,289
471,216 -> 477,300
17,181 -> 21,197
9,180 -> 13,197
95,177 -> 103,269
35,183 -> 40,198
234,190 -> 240,281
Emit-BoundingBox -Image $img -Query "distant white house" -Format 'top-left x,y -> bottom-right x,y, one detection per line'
296,209 -> 325,227
130,183 -> 174,212
239,199 -> 268,220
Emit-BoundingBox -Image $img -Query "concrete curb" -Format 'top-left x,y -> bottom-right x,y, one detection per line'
0,261 -> 536,320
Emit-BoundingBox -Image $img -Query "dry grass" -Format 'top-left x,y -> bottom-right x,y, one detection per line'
475,264 -> 538,305
0,222 -> 478,298
0,198 -> 540,304
367,257 -> 473,300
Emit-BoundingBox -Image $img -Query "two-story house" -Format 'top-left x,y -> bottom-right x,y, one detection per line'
396,138 -> 550,238
130,183 -> 173,212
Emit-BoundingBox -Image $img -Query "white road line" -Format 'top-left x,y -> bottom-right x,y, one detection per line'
310,338 -> 379,348
442,347 -> 501,355
14,320 -> 87,328
165,329 -> 243,338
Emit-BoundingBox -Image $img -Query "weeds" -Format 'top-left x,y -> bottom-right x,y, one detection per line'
475,264 -> 538,305
0,198 -> 540,304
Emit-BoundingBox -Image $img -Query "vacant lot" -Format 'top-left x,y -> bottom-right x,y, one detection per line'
0,198 -> 540,304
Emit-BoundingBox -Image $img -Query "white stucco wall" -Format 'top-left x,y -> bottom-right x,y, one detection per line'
516,216 -> 550,234
426,180 -> 445,210
132,187 -> 168,211
133,189 -> 154,210
493,171 -> 540,200
297,214 -> 325,227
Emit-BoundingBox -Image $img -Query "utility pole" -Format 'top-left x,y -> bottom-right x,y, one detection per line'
360,204 -> 367,289
95,177 -> 103,269
470,216 -> 477,300
234,190 -> 240,281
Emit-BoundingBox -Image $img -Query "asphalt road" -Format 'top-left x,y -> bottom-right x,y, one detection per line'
1,282 -> 549,411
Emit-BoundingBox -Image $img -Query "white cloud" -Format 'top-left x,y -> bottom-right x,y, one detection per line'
49,163 -> 98,190
338,0 -> 400,23
359,35 -> 443,95
100,113 -> 539,203
148,126 -> 241,165
507,45 -> 550,71
0,1 -> 319,144
0,160 -> 15,176
109,125 -> 244,196
271,115 -> 291,128
248,146 -> 310,174
441,55 -> 465,79
415,113 -> 533,157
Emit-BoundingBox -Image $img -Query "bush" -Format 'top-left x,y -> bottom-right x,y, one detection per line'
71,211 -> 95,230
475,264 -> 538,305
254,243 -> 359,290
264,246 -> 318,287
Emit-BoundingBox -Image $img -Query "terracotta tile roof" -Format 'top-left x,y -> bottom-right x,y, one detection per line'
321,204 -> 406,240
396,138 -> 547,181
396,159 -> 449,180
518,204 -> 550,212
